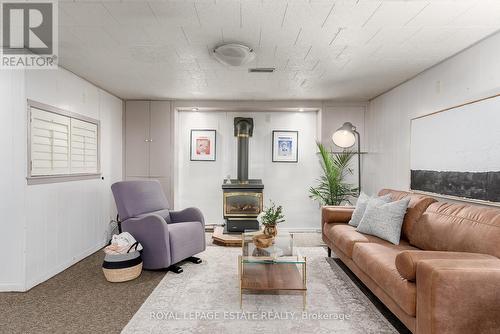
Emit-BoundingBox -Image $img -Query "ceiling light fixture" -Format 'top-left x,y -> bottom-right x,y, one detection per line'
191,107 -> 199,111
213,43 -> 255,67
298,108 -> 305,112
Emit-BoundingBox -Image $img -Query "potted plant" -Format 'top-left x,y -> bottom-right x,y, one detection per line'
257,201 -> 285,237
309,142 -> 358,206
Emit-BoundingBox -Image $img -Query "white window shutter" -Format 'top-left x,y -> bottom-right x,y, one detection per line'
70,118 -> 98,174
30,107 -> 70,176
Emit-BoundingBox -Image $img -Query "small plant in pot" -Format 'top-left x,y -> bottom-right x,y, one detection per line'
257,201 -> 285,237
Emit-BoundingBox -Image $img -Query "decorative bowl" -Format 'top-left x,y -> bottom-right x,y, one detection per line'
252,234 -> 273,248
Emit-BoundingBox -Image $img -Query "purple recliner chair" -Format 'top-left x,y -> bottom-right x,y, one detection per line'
111,180 -> 206,273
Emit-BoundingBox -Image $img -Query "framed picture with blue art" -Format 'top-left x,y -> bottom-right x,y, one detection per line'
272,130 -> 298,163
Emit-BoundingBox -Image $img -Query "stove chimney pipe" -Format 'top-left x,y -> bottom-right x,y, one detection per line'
234,117 -> 253,183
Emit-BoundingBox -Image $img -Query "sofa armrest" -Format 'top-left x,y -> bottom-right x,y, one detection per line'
122,214 -> 171,269
416,259 -> 500,334
396,250 -> 496,281
169,207 -> 205,226
321,206 -> 354,228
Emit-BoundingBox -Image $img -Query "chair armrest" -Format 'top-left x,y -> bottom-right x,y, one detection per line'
169,207 -> 205,226
321,206 -> 354,230
121,214 -> 171,269
416,259 -> 500,334
396,250 -> 496,281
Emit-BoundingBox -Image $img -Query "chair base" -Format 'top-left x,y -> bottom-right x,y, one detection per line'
161,257 -> 202,274
186,256 -> 202,264
168,265 -> 183,274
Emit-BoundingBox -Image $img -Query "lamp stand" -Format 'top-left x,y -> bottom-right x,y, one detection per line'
354,130 -> 361,194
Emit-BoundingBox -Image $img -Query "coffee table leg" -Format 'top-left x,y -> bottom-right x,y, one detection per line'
303,257 -> 307,310
238,255 -> 243,309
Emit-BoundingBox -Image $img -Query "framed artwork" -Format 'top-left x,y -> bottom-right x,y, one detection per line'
272,130 -> 298,163
410,94 -> 500,204
190,129 -> 216,161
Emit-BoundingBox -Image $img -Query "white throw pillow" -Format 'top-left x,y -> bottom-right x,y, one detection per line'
356,197 -> 410,245
348,193 -> 392,227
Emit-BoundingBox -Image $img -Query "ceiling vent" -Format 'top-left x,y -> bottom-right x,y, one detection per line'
213,44 -> 255,67
248,67 -> 276,73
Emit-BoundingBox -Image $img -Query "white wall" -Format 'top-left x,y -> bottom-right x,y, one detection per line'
0,70 -> 26,291
364,31 -> 500,195
173,100 -> 366,231
177,110 -> 322,231
0,68 -> 123,291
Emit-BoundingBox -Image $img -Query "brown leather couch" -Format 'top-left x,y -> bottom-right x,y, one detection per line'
322,189 -> 500,334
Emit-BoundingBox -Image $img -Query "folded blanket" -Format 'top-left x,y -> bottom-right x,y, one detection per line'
104,232 -> 143,255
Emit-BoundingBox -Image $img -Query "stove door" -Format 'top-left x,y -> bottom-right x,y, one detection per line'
223,192 -> 263,217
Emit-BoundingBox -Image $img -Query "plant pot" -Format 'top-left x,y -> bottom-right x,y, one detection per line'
263,225 -> 277,237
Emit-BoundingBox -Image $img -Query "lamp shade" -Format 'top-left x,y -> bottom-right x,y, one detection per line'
332,122 -> 356,148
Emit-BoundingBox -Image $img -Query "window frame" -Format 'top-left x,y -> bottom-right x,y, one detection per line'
27,99 -> 101,184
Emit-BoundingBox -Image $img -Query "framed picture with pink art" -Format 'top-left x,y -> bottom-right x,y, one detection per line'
190,129 -> 216,161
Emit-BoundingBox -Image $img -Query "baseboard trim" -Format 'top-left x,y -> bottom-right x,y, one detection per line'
24,241 -> 106,291
280,228 -> 321,233
0,283 -> 25,292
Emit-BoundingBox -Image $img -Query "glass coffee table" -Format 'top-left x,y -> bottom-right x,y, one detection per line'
238,230 -> 307,309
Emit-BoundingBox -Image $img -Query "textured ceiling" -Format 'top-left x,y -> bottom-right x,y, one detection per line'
58,0 -> 500,100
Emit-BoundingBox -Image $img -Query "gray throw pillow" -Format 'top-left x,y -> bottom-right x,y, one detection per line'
356,197 -> 410,245
348,193 -> 392,227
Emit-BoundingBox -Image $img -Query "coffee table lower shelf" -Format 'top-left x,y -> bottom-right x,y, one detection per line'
238,256 -> 307,310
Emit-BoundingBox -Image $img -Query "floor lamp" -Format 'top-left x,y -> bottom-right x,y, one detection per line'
332,122 -> 361,194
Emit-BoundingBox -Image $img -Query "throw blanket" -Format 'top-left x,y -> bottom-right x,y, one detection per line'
105,232 -> 143,255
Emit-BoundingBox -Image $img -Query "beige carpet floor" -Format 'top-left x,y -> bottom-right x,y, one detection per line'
0,232 -> 322,334
0,249 -> 165,334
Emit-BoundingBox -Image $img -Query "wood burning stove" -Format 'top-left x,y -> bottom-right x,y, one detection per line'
222,118 -> 264,232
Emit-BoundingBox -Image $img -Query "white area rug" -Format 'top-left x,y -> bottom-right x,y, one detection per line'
122,246 -> 397,334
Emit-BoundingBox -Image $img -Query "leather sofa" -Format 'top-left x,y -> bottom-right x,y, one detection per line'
322,189 -> 500,334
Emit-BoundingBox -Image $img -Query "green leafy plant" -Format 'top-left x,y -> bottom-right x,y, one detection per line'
309,142 -> 358,206
257,201 -> 285,226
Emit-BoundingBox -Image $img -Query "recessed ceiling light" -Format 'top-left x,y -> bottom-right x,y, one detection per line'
298,108 -> 305,112
191,107 -> 199,111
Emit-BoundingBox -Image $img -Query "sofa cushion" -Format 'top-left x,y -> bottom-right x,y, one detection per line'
352,241 -> 418,316
410,202 -> 500,258
378,189 -> 437,241
356,198 -> 410,244
323,224 -> 380,258
349,193 -> 392,227
395,250 -> 497,281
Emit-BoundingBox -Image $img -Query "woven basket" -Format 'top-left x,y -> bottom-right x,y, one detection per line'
102,242 -> 142,283
103,263 -> 142,283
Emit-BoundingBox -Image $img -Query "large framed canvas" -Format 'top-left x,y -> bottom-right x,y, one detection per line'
410,94 -> 500,205
190,129 -> 216,161
272,130 -> 298,163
